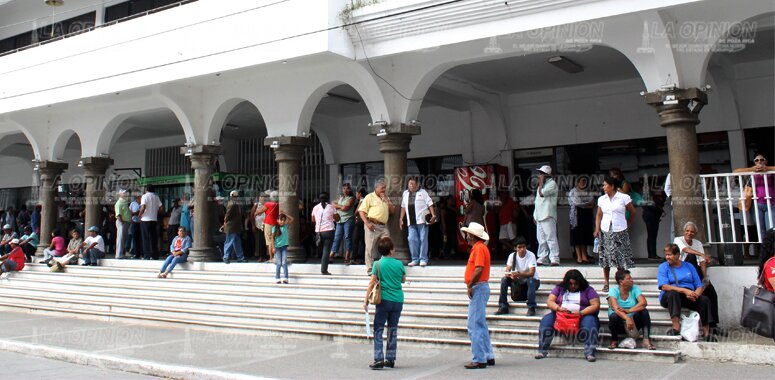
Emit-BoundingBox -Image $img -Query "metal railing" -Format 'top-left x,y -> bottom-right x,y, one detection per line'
700,171 -> 774,244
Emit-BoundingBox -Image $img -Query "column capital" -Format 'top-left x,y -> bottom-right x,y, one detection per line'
181,144 -> 223,156
81,156 -> 114,174
265,136 -> 309,162
368,123 -> 421,137
644,87 -> 707,128
37,160 -> 68,175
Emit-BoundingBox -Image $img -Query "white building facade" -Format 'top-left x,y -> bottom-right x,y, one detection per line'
0,0 -> 772,262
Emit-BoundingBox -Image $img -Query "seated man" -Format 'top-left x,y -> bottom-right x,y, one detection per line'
80,226 -> 106,266
0,224 -> 18,254
496,237 -> 541,316
0,239 -> 26,276
19,226 -> 39,263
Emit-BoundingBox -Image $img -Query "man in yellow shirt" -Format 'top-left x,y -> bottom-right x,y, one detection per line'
358,180 -> 395,275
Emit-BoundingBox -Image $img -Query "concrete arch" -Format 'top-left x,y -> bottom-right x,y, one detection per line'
296,68 -> 391,136
699,11 -> 775,87
205,98 -> 265,145
156,94 -> 197,145
51,129 -> 82,161
0,119 -> 42,160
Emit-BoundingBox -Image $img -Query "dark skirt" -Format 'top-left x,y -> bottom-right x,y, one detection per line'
570,207 -> 594,246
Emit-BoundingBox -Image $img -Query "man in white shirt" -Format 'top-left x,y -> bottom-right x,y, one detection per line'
80,226 -> 106,266
139,187 -> 163,260
533,165 -> 560,265
400,178 -> 436,267
496,237 -> 541,316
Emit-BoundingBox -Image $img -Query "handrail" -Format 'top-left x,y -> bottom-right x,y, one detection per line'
0,0 -> 197,59
699,171 -> 774,244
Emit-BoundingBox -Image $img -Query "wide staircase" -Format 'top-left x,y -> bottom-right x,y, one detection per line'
0,260 -> 681,362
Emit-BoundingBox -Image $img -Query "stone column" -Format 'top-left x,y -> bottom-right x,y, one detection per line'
369,123 -> 421,263
265,136 -> 309,263
182,145 -> 222,262
646,88 -> 707,241
81,157 -> 113,231
35,161 -> 68,257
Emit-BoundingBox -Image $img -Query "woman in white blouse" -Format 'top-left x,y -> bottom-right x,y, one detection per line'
311,192 -> 337,275
594,175 -> 637,292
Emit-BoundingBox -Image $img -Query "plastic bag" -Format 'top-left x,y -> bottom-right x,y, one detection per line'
681,311 -> 700,342
618,337 -> 637,349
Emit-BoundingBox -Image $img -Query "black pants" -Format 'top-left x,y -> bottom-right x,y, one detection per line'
686,258 -> 720,327
318,231 -> 334,273
642,207 -> 661,259
21,244 -> 35,262
254,229 -> 267,261
608,309 -> 652,341
141,221 -> 159,260
352,221 -> 365,262
131,222 -> 143,257
660,290 -> 713,326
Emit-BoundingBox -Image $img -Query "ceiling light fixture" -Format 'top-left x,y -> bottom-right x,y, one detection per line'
547,56 -> 584,74
44,0 -> 65,38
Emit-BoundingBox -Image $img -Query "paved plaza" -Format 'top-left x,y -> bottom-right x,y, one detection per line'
0,309 -> 771,380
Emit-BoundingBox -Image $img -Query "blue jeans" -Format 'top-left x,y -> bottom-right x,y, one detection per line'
161,254 -> 188,273
374,300 -> 403,361
538,312 -> 599,357
318,231 -> 334,273
275,246 -> 288,279
331,219 -> 354,255
83,248 -> 105,265
498,277 -> 540,308
223,232 -> 244,261
757,203 -> 773,241
468,282 -> 494,363
407,223 -> 429,264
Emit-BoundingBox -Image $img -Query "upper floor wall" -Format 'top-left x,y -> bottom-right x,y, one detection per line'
0,0 -> 353,114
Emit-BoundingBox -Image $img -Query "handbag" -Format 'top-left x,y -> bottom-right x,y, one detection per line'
509,253 -> 528,301
740,258 -> 775,338
368,261 -> 382,305
554,311 -> 581,335
738,183 -> 753,212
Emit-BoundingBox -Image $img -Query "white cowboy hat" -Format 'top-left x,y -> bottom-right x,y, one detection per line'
461,222 -> 489,241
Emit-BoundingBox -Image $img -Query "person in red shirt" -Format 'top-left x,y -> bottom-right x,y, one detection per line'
758,229 -> 775,292
460,222 -> 494,369
0,239 -> 25,275
256,191 -> 280,261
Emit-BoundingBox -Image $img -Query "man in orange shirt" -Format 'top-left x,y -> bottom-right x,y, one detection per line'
461,222 -> 494,369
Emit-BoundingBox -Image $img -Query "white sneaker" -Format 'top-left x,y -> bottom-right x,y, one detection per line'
0,273 -> 9,279
408,261 -> 418,267
419,261 -> 427,267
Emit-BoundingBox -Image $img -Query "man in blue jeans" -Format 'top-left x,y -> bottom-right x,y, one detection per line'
400,178 -> 436,267
222,190 -> 246,263
496,237 -> 541,316
460,222 -> 494,369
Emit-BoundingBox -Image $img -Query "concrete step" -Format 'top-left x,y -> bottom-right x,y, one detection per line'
6,272 -> 673,320
0,293 -> 682,354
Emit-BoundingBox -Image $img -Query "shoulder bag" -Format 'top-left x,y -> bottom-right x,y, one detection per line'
368,261 -> 382,305
738,182 -> 753,212
740,258 -> 775,338
553,290 -> 581,334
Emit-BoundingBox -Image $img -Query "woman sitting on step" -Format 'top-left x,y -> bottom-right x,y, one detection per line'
535,269 -> 600,362
607,269 -> 655,350
658,244 -> 714,341
159,227 -> 191,278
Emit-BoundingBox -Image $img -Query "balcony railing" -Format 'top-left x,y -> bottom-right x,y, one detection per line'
701,171 -> 774,244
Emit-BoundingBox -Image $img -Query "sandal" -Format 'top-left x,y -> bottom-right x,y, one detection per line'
534,352 -> 548,360
608,341 -> 618,350
601,285 -> 609,292
646,342 -> 656,350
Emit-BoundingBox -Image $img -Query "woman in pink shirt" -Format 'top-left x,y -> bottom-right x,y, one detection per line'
735,153 -> 775,242
40,228 -> 66,263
